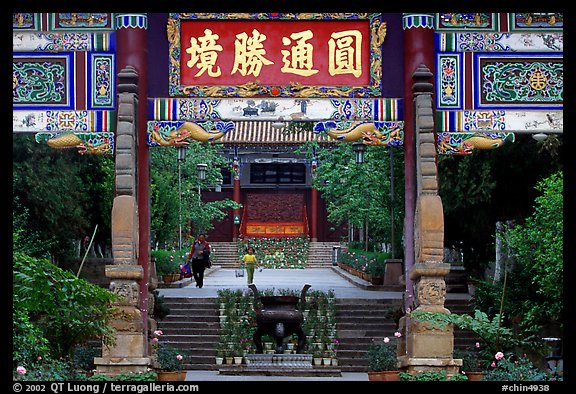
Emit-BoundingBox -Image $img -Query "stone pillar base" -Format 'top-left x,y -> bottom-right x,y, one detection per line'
94,357 -> 151,377
398,356 -> 462,376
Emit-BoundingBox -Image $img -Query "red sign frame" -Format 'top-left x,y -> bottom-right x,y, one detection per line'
168,13 -> 386,98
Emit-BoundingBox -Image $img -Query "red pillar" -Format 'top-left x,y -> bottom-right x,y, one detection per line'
310,154 -> 318,241
311,188 -> 318,241
115,13 -> 149,349
402,14 -> 435,312
232,150 -> 241,240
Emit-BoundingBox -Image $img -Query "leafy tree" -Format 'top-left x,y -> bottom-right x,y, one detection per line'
438,134 -> 562,277
149,141 -> 241,248
500,171 -> 563,332
13,252 -> 118,359
12,134 -> 114,262
297,140 -> 404,252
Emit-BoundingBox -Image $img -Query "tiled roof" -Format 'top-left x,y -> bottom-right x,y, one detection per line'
218,121 -> 335,145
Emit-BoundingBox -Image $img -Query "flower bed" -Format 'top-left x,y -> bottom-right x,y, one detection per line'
337,248 -> 388,284
237,236 -> 309,268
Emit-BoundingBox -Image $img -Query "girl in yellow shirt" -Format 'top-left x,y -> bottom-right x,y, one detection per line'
241,247 -> 259,284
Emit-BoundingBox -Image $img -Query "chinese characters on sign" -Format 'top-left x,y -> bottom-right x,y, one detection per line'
179,20 -> 370,87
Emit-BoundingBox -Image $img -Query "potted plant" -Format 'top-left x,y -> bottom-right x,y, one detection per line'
454,343 -> 488,381
366,332 -> 402,381
152,250 -> 184,282
483,352 -> 552,381
155,343 -> 188,381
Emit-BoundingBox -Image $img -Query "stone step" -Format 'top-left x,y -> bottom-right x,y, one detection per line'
156,290 -> 479,372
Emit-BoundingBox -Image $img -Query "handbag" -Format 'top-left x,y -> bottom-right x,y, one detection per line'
203,250 -> 212,268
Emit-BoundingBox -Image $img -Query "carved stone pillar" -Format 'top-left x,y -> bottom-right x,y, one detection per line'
94,66 -> 151,376
397,65 -> 461,376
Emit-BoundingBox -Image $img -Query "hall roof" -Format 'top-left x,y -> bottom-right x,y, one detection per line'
217,121 -> 336,146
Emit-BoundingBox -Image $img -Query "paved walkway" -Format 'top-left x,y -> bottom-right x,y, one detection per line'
158,265 -> 471,300
161,265 -> 428,299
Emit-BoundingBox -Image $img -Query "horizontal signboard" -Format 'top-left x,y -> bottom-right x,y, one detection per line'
168,13 -> 386,98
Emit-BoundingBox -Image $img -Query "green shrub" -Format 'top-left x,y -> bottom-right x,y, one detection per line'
152,249 -> 187,276
13,252 -> 118,359
13,305 -> 50,368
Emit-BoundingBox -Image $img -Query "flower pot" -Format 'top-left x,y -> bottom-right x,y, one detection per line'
465,372 -> 486,381
313,357 -> 323,366
225,357 -> 233,365
157,370 -> 186,381
162,274 -> 179,283
215,357 -> 223,365
331,358 -> 338,366
233,356 -> 243,364
370,276 -> 384,285
368,371 -> 401,381
322,357 -> 331,366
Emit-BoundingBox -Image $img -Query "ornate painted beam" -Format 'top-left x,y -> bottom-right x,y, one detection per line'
13,31 -> 115,52
13,110 -> 115,133
435,32 -> 563,52
147,97 -> 404,146
436,110 -> 563,133
148,97 -> 403,122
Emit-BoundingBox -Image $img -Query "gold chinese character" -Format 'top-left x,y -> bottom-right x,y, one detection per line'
232,29 -> 274,77
185,28 -> 223,77
328,30 -> 362,78
280,30 -> 319,77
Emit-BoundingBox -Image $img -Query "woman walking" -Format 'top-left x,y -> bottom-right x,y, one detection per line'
187,233 -> 211,288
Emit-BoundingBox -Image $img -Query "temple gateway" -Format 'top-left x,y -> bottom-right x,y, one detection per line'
13,12 -> 563,378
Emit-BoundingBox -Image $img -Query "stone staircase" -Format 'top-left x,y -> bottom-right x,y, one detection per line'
209,242 -> 239,268
335,297 -> 479,372
307,242 -> 344,267
155,297 -> 220,370
156,295 -> 478,372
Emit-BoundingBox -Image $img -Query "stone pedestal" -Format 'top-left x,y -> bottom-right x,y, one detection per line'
384,259 -> 403,285
247,354 -> 313,369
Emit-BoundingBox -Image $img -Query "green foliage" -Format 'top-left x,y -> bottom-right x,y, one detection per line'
88,371 -> 158,381
338,248 -> 390,276
454,347 -> 485,372
483,353 -> 551,381
13,304 -> 51,368
410,309 -> 518,358
13,135 -> 114,261
72,344 -> 101,372
500,171 -> 563,330
297,141 -> 404,251
151,249 -> 187,276
216,288 -> 338,356
438,136 -> 562,278
156,343 -> 188,372
366,336 -> 399,371
13,358 -> 80,381
149,142 -> 242,248
13,252 -> 118,358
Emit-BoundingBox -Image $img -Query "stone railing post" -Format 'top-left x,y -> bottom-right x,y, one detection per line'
397,64 -> 461,376
94,66 -> 150,376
